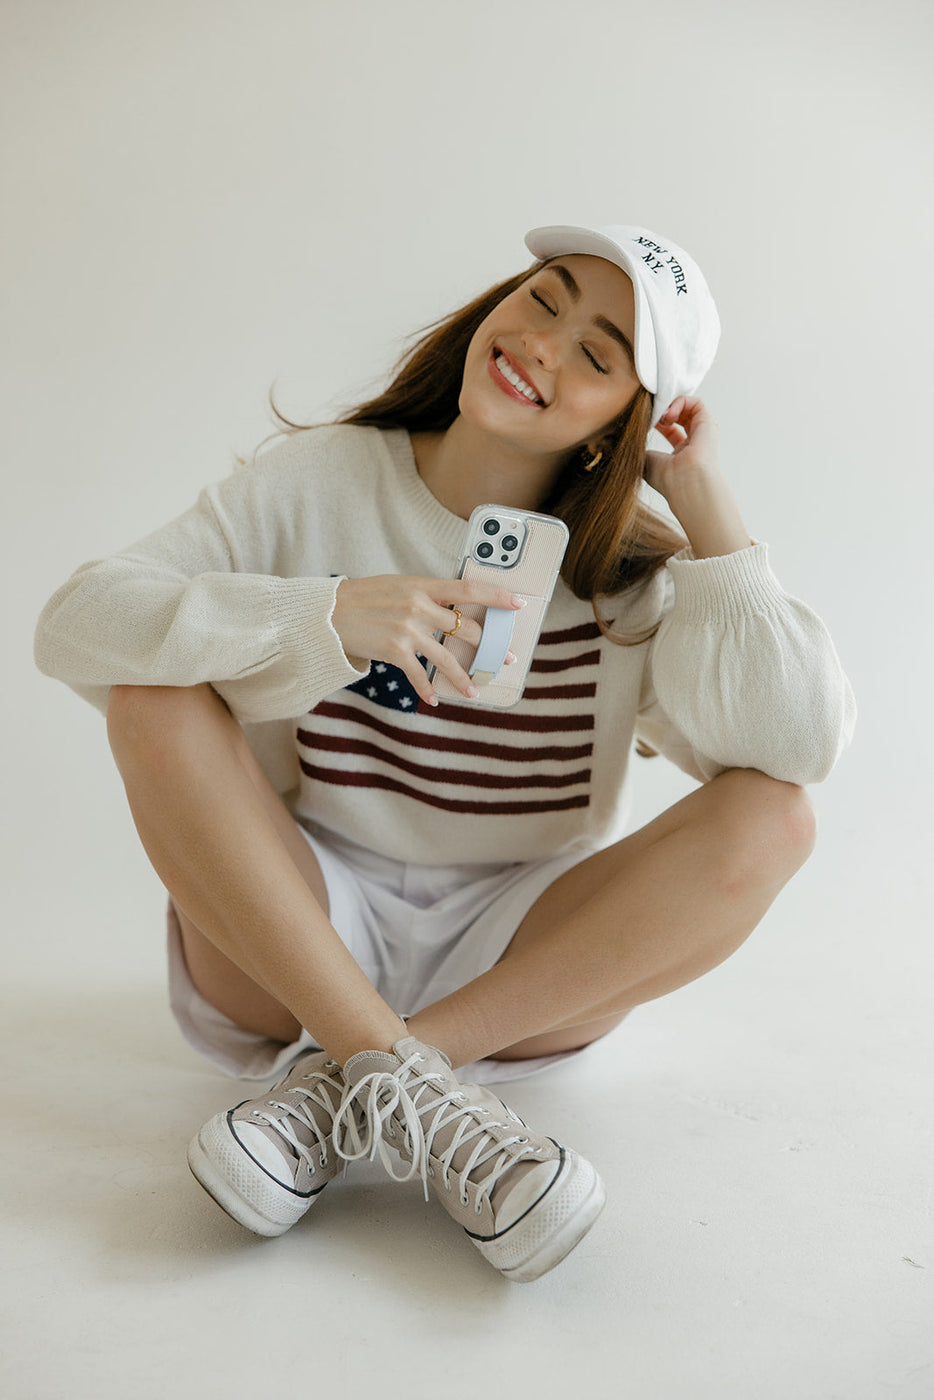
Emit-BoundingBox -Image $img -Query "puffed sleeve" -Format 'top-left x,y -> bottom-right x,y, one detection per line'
633,543 -> 857,785
33,444 -> 370,724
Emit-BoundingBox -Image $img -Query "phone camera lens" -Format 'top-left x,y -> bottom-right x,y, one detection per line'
482,519 -> 500,536
501,535 -> 518,552
476,542 -> 494,559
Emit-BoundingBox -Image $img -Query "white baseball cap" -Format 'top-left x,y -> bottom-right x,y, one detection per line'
523,223 -> 721,429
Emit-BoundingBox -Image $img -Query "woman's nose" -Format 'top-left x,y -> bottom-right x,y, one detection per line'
522,327 -> 556,367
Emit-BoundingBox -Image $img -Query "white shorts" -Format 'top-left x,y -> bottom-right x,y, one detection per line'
166,818 -> 597,1087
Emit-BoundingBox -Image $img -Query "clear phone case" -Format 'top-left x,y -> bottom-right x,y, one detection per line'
427,503 -> 570,709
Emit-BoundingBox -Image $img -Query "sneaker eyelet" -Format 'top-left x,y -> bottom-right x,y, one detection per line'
474,1203 -> 482,1215
426,1166 -> 435,1178
443,1179 -> 452,1192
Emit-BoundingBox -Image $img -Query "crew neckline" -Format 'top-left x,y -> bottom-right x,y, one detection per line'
376,427 -> 469,558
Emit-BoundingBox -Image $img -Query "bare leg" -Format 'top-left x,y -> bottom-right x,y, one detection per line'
172,906 -> 304,1044
106,683 -> 406,1064
406,769 -> 817,1067
109,684 -> 815,1076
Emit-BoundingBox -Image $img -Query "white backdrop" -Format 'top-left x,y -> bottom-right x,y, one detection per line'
8,0 -> 932,967
3,2 -> 932,1396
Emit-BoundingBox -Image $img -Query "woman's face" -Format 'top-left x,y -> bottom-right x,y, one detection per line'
460,253 -> 643,458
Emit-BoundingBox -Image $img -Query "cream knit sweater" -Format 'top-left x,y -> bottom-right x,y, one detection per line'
34,423 -> 857,865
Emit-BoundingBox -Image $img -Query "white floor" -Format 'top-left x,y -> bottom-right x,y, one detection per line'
4,724 -> 931,1400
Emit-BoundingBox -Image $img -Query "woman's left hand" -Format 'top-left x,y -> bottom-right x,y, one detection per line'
643,396 -> 719,501
643,396 -> 753,559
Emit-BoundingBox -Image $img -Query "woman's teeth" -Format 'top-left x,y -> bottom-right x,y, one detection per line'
495,354 -> 543,404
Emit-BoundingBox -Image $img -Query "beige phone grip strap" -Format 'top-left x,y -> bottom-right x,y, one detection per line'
467,606 -> 517,687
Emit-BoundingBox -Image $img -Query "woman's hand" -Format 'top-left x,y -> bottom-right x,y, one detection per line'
643,396 -> 752,560
643,395 -> 720,499
330,574 -> 523,707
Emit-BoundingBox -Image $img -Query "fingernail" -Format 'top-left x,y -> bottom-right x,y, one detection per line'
506,650 -> 517,664
511,595 -> 527,607
428,696 -> 439,707
467,684 -> 480,698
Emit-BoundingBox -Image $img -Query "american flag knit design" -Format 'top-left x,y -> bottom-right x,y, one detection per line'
295,620 -> 602,817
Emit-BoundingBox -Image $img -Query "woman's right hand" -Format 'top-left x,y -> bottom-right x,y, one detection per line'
330,575 -> 525,707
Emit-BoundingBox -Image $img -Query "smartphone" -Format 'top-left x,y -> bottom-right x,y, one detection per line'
427,503 -> 570,709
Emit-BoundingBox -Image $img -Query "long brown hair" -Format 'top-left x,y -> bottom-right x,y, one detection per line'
261,259 -> 687,647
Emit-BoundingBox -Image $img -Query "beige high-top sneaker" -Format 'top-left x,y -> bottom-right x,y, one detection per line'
332,1036 -> 605,1282
188,1049 -> 361,1237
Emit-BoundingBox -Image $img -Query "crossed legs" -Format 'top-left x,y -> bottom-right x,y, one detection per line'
413,760 -> 817,1064
106,682 -> 816,1070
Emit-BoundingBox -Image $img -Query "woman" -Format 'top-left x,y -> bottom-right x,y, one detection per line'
34,222 -> 856,1283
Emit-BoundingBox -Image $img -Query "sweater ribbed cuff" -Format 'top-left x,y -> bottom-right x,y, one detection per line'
270,574 -> 370,693
666,542 -> 783,624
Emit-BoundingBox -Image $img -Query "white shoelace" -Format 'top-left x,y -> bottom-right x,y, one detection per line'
249,1069 -> 362,1172
332,1051 -> 535,1210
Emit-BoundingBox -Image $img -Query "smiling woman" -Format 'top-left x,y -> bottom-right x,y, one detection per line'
460,253 -> 642,456
309,232 -> 742,623
35,219 -> 856,1283
268,247 -> 691,634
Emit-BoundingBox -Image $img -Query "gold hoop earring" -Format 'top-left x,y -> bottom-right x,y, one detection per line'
583,449 -> 603,473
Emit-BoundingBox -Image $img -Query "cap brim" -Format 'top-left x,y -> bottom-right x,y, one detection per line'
524,225 -> 658,395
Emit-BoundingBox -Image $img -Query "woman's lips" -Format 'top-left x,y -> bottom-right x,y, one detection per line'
487,349 -> 544,407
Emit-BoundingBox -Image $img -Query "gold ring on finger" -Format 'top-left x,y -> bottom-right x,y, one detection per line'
442,608 -> 462,637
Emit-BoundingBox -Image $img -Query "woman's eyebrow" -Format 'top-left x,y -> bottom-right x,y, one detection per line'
543,263 -> 636,368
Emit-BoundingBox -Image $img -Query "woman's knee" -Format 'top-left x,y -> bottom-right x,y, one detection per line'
712,768 -> 817,888
106,682 -> 235,769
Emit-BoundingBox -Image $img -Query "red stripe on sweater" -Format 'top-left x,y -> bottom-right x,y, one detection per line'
300,739 -> 591,790
529,649 -> 601,674
539,622 -> 602,645
313,699 -> 595,734
300,764 -> 591,814
523,682 -> 597,701
298,717 -> 592,763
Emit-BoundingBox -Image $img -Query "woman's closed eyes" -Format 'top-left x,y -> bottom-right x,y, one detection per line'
529,289 -> 610,375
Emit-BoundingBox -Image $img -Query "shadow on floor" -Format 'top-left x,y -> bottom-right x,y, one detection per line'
7,980 -> 517,1299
